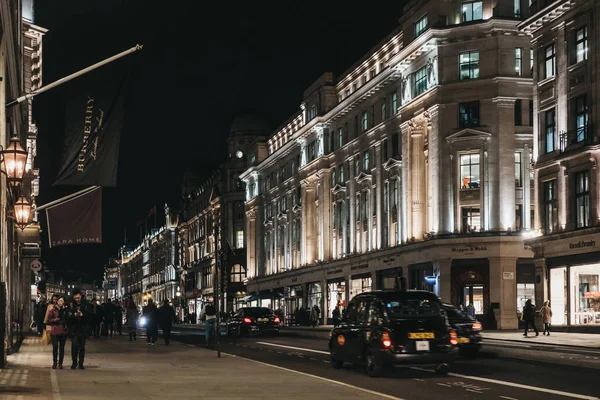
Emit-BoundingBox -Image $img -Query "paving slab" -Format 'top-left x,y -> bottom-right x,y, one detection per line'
482,330 -> 600,348
0,335 -> 388,400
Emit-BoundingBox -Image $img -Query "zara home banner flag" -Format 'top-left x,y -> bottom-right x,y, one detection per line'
45,187 -> 102,248
54,60 -> 130,187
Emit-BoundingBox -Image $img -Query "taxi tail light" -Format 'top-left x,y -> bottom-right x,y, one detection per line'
381,331 -> 392,348
273,317 -> 280,324
449,329 -> 458,345
243,317 -> 252,324
472,322 -> 482,331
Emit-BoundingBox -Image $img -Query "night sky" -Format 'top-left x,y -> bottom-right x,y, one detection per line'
33,0 -> 409,282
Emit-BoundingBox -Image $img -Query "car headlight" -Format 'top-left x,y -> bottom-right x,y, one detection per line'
139,317 -> 146,326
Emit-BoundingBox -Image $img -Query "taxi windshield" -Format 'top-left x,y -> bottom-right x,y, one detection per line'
385,298 -> 442,318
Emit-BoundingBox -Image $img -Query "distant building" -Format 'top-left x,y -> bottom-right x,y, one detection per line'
177,115 -> 267,320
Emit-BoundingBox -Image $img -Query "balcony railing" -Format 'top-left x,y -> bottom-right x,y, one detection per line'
559,125 -> 595,153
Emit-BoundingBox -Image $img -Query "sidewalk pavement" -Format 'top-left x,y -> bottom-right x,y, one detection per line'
280,325 -> 600,349
0,335 -> 379,400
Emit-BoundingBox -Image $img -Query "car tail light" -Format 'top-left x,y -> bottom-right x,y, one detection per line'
274,317 -> 280,324
243,317 -> 252,324
472,322 -> 482,331
449,329 -> 458,345
381,331 -> 392,348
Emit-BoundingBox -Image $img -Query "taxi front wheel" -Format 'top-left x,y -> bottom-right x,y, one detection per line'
435,363 -> 449,375
330,354 -> 343,369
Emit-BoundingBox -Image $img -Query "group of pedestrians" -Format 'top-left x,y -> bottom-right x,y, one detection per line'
89,299 -> 123,338
522,299 -> 553,337
42,289 -> 91,369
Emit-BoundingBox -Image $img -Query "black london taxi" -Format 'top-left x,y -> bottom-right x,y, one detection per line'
328,290 -> 459,377
442,303 -> 482,357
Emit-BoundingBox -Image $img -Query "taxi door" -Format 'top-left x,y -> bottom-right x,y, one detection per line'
347,297 -> 371,362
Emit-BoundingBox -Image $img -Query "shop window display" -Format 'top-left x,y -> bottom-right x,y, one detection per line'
570,264 -> 600,325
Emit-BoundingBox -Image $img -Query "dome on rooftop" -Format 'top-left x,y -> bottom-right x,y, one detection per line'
229,114 -> 271,137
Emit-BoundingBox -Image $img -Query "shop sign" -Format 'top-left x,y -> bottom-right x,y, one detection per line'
451,245 -> 488,254
583,292 -> 600,299
327,267 -> 344,276
568,239 -> 596,250
382,257 -> 395,264
350,264 -> 369,271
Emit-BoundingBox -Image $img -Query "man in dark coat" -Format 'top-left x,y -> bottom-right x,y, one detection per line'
522,299 -> 539,337
142,299 -> 158,345
66,289 -> 91,369
157,299 -> 177,345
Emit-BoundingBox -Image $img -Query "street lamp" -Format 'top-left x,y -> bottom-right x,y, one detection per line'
0,136 -> 29,186
13,196 -> 32,230
176,288 -> 181,297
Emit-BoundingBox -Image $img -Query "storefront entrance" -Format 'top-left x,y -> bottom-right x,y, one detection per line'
549,263 -> 600,326
461,284 -> 484,315
451,259 -> 490,317
326,280 -> 345,324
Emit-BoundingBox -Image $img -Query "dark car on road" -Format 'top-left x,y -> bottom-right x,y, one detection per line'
329,290 -> 459,377
227,307 -> 280,336
442,303 -> 482,357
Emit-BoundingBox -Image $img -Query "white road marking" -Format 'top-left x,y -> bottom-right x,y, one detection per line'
323,360 -> 330,363
437,383 -> 451,387
412,378 -> 425,382
50,369 -> 62,400
412,367 -> 599,399
466,389 -> 482,394
256,341 -> 329,355
310,358 -> 317,361
221,352 -> 406,400
499,396 -> 519,400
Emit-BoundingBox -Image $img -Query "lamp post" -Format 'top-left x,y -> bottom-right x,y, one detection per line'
13,196 -> 32,230
0,136 -> 28,186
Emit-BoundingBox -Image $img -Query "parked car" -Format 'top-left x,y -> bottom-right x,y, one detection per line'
227,307 -> 281,336
442,303 -> 482,357
328,290 -> 459,377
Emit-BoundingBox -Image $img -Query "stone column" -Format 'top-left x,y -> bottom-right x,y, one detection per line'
342,201 -> 348,256
321,279 -> 328,325
489,256 -> 518,329
305,183 -> 317,264
375,144 -> 383,249
318,170 -> 332,261
492,97 -> 516,231
480,147 -> 487,231
409,117 -> 427,240
300,185 -> 307,266
427,106 -> 440,234
273,204 -> 278,274
246,209 -> 256,278
433,259 -> 452,303
371,270 -> 378,291
368,189 -> 373,251
349,159 -> 356,253
534,258 -> 547,313
523,144 -> 532,231
556,25 -> 568,135
401,122 -> 411,240
559,164 -> 568,230
255,203 -> 265,277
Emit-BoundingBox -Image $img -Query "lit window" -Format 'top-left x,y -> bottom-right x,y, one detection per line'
461,207 -> 481,233
391,92 -> 398,115
575,171 -> 590,228
515,48 -> 522,76
575,95 -> 588,143
543,180 -> 558,234
544,44 -> 555,78
515,152 -> 522,187
338,128 -> 343,148
236,230 -> 244,249
459,101 -> 480,129
514,0 -> 521,18
576,26 -> 588,63
460,153 -> 480,190
460,51 -> 480,80
413,66 -> 428,97
363,150 -> 370,172
415,15 -> 427,37
462,1 -> 483,22
545,110 -> 556,153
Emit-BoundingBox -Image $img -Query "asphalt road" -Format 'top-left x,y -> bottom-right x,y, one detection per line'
168,326 -> 600,400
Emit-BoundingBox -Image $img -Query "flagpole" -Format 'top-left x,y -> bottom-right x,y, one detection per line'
6,44 -> 143,109
34,186 -> 99,212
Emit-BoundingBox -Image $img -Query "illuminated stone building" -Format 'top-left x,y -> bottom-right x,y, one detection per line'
521,0 -> 600,329
241,0 -> 539,328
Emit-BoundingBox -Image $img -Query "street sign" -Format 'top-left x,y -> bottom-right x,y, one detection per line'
192,288 -> 198,297
108,278 -> 117,289
30,259 -> 42,272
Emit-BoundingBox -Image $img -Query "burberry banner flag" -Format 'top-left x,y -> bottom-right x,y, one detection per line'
54,60 -> 130,187
45,187 -> 102,248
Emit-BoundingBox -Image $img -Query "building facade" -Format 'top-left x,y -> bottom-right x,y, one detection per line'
119,206 -> 179,309
241,0 -> 539,328
0,0 -> 46,358
521,0 -> 600,329
177,117 -> 265,321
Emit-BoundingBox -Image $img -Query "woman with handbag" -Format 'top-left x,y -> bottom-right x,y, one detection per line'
42,295 -> 59,346
47,296 -> 68,369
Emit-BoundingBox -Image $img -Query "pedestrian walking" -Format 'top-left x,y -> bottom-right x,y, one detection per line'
142,299 -> 158,345
47,296 -> 68,369
200,301 -> 216,347
104,299 -> 115,338
66,289 -> 91,369
125,299 -> 139,341
539,300 -> 553,336
42,295 -> 59,345
115,303 -> 124,335
310,305 -> 319,328
90,300 -> 102,339
34,300 -> 47,336
522,299 -> 539,337
157,299 -> 177,345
